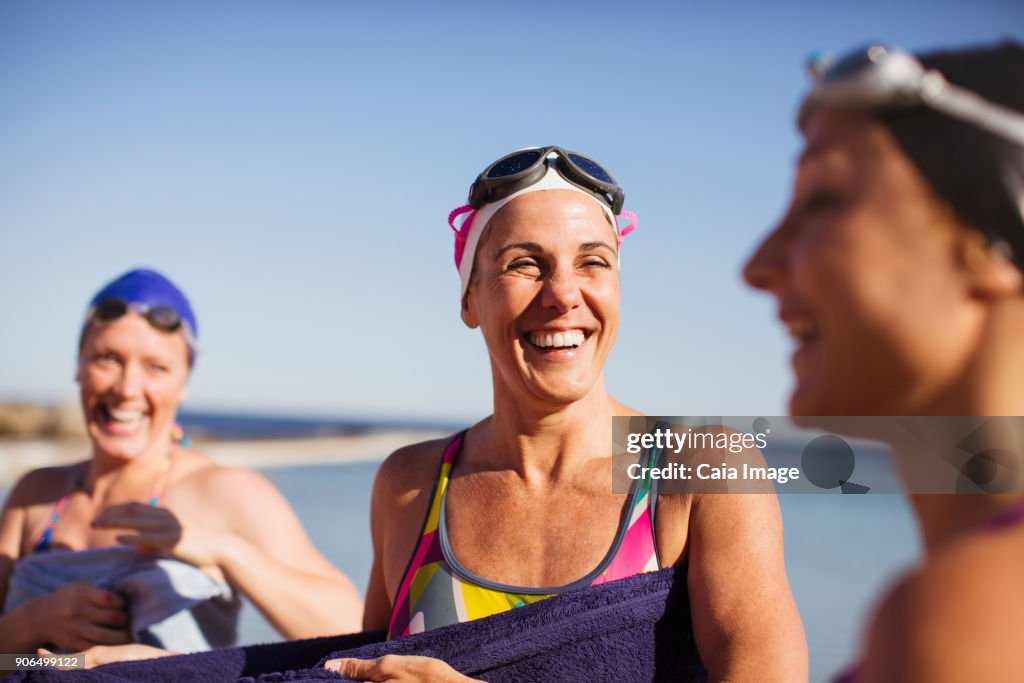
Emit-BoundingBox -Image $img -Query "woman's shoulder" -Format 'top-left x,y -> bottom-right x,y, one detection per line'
374,434 -> 462,502
887,525 -> 1024,616
865,530 -> 1024,679
165,447 -> 281,507
4,462 -> 86,509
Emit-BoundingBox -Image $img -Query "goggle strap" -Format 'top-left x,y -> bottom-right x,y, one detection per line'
449,204 -> 474,234
617,210 -> 638,246
924,78 -> 1024,146
449,204 -> 476,268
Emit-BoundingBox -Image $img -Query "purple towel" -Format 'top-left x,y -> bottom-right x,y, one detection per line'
7,567 -> 705,682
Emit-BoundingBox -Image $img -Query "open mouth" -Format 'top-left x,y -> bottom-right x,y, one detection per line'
96,405 -> 149,435
525,329 -> 588,352
783,316 -> 823,375
785,318 -> 820,345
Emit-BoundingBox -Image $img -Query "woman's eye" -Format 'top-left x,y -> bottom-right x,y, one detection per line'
801,190 -> 845,214
581,258 -> 610,269
507,258 -> 541,272
150,363 -> 170,374
96,353 -> 119,364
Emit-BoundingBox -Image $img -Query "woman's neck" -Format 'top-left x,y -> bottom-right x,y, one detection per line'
906,303 -> 1024,553
86,441 -> 172,499
928,302 -> 1024,415
479,376 -> 625,485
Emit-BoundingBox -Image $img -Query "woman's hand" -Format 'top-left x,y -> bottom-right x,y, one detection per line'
324,655 -> 477,682
28,581 -> 130,651
92,503 -> 220,568
39,643 -> 174,669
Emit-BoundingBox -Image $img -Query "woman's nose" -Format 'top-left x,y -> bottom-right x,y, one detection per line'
541,268 -> 583,313
113,361 -> 144,398
743,226 -> 787,293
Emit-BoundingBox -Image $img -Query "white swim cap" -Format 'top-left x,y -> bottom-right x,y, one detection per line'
453,166 -> 620,299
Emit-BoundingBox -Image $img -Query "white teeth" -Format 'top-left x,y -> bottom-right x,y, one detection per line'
529,330 -> 585,348
786,320 -> 819,341
107,408 -> 144,423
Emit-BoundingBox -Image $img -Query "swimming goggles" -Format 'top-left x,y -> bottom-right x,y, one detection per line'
87,299 -> 198,350
802,45 -> 1024,146
468,146 -> 625,215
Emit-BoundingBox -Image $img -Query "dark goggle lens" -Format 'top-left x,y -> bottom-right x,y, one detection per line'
823,45 -> 888,84
92,299 -> 130,321
144,306 -> 182,332
567,153 -> 614,184
91,300 -> 181,333
485,149 -> 544,179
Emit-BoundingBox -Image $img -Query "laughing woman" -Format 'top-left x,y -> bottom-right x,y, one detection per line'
0,269 -> 362,666
744,43 -> 1024,682
327,148 -> 806,682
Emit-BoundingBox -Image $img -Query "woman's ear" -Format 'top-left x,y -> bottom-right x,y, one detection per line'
961,231 -> 1023,299
461,288 -> 479,329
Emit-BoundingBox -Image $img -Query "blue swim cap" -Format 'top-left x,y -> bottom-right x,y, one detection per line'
81,268 -> 198,362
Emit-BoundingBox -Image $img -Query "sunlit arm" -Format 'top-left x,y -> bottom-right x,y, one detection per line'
688,490 -> 808,682
195,468 -> 364,638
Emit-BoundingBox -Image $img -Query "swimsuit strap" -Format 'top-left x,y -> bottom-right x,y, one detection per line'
149,449 -> 174,506
985,498 -> 1024,531
32,450 -> 174,554
387,428 -> 662,639
32,467 -> 84,553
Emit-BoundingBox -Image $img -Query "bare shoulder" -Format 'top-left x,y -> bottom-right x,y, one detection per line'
173,448 -> 276,495
1,464 -> 87,559
164,448 -> 282,513
373,436 -> 453,507
371,434 -> 462,594
4,463 -> 86,508
865,532 -> 1024,681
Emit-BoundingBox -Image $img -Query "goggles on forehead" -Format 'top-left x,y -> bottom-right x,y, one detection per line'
801,44 -> 1024,146
468,146 -> 626,215
86,299 -> 198,355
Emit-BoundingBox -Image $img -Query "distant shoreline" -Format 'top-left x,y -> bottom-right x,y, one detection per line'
0,430 -> 448,484
0,400 -> 466,440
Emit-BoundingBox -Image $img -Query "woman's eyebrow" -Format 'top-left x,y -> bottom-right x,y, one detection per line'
494,242 -> 543,260
580,241 -> 616,254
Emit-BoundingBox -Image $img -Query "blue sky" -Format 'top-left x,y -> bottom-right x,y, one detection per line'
2,0 -> 1022,422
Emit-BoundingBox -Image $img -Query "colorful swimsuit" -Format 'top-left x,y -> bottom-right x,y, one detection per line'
33,451 -> 173,553
387,431 -> 663,639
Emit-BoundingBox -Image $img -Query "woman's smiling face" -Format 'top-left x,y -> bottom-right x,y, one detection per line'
744,108 -> 987,416
77,312 -> 190,459
462,189 -> 621,407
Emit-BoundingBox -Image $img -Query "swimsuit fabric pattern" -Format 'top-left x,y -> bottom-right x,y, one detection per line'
388,431 -> 662,639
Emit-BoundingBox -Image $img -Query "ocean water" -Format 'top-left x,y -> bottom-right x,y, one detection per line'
0,454 -> 921,682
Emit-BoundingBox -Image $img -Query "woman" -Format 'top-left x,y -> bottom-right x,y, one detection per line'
326,148 -> 807,681
743,43 -> 1024,681
0,268 -> 363,666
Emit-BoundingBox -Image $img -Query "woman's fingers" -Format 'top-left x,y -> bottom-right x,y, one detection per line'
115,532 -> 173,547
324,657 -> 382,680
81,603 -> 129,628
93,504 -> 172,531
81,623 -> 132,646
324,655 -> 465,682
84,586 -> 125,611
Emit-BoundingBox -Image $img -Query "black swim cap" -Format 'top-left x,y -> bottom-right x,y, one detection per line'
876,41 -> 1024,270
